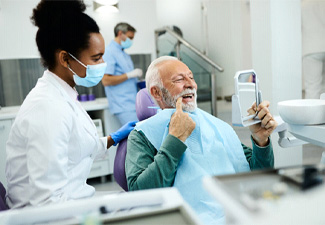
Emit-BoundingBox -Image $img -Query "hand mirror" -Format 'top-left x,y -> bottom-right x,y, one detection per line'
232,69 -> 262,127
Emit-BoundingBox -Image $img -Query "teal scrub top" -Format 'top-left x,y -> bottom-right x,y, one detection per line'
103,40 -> 137,114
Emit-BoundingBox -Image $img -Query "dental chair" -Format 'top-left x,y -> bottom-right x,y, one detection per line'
113,88 -> 158,191
0,181 -> 8,211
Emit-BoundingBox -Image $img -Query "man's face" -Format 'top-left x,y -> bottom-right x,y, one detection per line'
158,60 -> 198,112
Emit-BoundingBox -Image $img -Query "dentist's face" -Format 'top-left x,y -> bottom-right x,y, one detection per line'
68,32 -> 105,78
158,60 -> 198,112
121,31 -> 135,41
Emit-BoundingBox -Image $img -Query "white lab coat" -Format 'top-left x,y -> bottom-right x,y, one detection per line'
301,0 -> 325,99
5,70 -> 107,209
302,0 -> 325,56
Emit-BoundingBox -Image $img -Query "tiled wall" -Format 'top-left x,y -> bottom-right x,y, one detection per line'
0,54 -> 151,107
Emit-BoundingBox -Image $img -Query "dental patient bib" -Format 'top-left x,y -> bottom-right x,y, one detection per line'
135,108 -> 250,224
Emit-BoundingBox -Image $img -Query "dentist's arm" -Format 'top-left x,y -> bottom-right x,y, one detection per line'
97,121 -> 137,159
101,69 -> 143,86
109,121 -> 137,147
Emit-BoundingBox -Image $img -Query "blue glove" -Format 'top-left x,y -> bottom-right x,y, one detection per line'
110,121 -> 137,146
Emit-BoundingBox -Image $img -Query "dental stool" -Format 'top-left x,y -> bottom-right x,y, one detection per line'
113,88 -> 157,191
0,182 -> 8,211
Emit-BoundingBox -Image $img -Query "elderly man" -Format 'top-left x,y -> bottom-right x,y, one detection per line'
125,56 -> 277,224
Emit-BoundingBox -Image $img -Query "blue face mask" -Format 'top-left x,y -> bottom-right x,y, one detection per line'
68,53 -> 107,87
121,37 -> 133,49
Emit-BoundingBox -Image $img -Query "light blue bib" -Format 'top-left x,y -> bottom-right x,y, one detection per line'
135,108 -> 250,224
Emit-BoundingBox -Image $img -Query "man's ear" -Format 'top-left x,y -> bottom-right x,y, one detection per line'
150,86 -> 162,103
58,50 -> 70,68
117,30 -> 124,38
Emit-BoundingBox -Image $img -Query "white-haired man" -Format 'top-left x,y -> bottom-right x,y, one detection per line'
125,56 -> 277,224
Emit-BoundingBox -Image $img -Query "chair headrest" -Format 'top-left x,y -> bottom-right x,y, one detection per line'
136,88 -> 158,121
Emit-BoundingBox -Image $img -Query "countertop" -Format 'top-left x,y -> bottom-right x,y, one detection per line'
0,97 -> 109,121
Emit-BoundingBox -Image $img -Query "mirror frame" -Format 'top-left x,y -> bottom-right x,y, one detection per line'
233,69 -> 262,127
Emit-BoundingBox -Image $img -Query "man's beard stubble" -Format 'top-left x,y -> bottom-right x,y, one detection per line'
161,88 -> 197,112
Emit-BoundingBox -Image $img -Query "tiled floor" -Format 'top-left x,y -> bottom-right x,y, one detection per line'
91,100 -> 325,191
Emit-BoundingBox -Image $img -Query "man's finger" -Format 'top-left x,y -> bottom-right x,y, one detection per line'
176,97 -> 183,112
257,100 -> 270,111
251,102 -> 257,111
256,107 -> 268,120
247,107 -> 256,116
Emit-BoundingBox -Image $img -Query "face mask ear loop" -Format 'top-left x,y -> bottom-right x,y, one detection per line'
68,52 -> 87,68
67,64 -> 76,75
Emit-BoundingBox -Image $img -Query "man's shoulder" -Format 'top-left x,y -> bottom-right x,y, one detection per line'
128,129 -> 158,152
106,41 -> 121,52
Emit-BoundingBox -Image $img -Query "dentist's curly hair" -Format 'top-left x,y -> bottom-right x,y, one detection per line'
31,0 -> 100,69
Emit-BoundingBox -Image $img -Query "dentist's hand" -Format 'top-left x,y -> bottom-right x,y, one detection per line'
247,101 -> 277,147
110,121 -> 137,146
126,68 -> 143,79
169,97 -> 196,142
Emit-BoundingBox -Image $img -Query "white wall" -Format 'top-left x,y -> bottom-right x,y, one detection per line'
250,0 -> 303,167
206,0 -> 252,96
0,0 -> 157,60
0,0 -> 39,59
93,0 -> 158,59
156,0 -> 204,51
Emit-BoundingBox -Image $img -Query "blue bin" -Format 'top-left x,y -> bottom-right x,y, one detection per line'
137,80 -> 146,89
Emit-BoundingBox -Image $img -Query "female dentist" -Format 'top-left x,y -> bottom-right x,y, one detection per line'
5,0 -> 134,209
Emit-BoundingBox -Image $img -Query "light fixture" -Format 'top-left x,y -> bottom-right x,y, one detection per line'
94,0 -> 118,5
93,0 -> 119,13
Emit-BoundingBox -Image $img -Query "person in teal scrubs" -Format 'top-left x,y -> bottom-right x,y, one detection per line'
102,23 -> 142,126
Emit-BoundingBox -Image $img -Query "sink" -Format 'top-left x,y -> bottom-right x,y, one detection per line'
278,99 -> 325,125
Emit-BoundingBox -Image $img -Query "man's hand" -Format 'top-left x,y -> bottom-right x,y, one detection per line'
247,101 -> 277,147
169,97 -> 196,142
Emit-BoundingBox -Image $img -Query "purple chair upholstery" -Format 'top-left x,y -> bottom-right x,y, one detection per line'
114,88 -> 157,191
0,182 -> 8,211
135,88 -> 158,121
113,138 -> 128,191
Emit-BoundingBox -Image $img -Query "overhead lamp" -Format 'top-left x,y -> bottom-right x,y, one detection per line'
93,0 -> 119,13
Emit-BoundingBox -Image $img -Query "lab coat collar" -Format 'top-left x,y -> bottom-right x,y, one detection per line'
42,70 -> 78,111
48,70 -> 78,102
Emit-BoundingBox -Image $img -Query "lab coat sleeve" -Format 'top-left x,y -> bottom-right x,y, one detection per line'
126,130 -> 187,191
94,137 -> 108,160
22,100 -> 73,206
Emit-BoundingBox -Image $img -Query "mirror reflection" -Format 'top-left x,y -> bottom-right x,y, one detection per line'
238,72 -> 255,83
